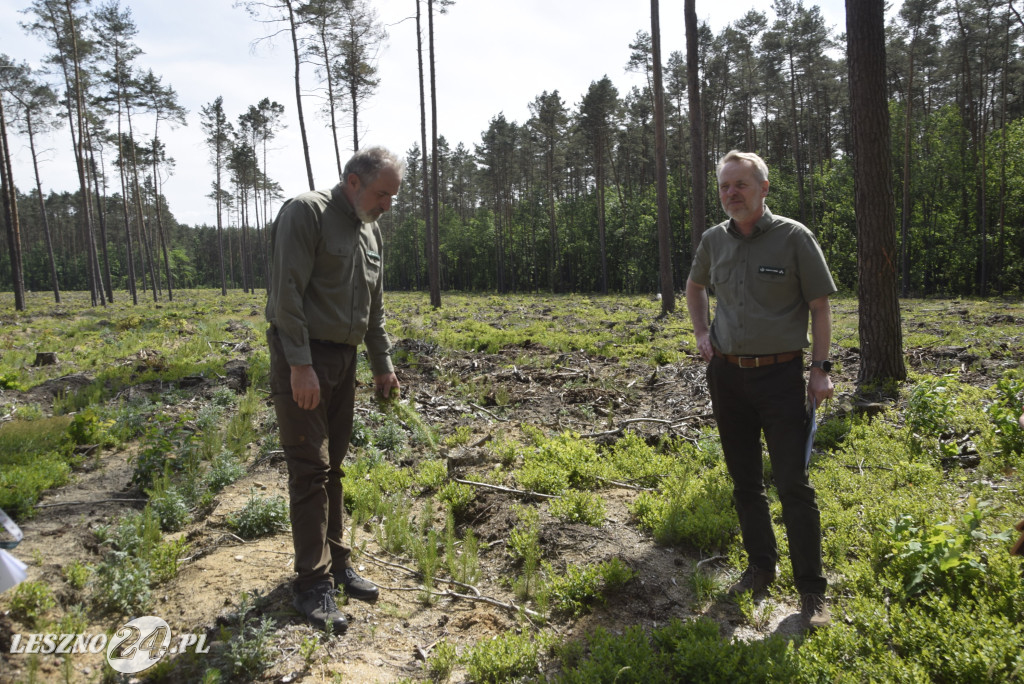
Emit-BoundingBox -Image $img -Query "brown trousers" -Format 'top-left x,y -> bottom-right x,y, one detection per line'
268,328 -> 356,593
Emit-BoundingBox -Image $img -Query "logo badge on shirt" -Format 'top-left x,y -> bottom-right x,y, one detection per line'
759,266 -> 786,276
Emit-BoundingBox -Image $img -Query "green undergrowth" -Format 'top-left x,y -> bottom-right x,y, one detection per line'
2,291 -> 1024,682
386,292 -> 693,363
0,415 -> 76,519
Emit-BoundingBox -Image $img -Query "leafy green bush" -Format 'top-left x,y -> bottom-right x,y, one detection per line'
93,553 -> 152,614
350,415 -> 372,447
515,431 -> 604,495
221,593 -> 276,680
0,415 -> 75,519
548,489 -> 606,526
630,470 -> 736,551
508,505 -> 543,599
541,558 -> 635,617
438,481 -> 475,518
8,581 -> 56,626
427,640 -> 459,682
463,630 -> 540,684
415,458 -> 448,491
374,418 -> 408,453
147,479 -> 193,532
985,373 -> 1024,464
204,451 -> 247,492
554,618 -> 798,683
881,498 -> 1011,600
68,408 -> 115,447
228,491 -> 290,539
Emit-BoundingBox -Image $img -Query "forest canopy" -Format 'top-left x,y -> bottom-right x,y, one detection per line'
1,0 -> 1022,302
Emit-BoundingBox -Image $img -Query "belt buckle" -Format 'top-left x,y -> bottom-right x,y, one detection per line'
738,356 -> 759,368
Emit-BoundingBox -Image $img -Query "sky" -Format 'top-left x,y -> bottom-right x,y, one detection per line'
1,0 -> 853,226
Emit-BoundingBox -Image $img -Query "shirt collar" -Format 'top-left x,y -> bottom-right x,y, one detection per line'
331,183 -> 360,223
727,205 -> 775,239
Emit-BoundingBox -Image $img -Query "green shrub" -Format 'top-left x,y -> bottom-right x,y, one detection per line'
350,415 -> 372,447
881,498 -> 1011,600
427,640 -> 458,682
630,470 -> 737,551
221,593 -> 276,680
438,481 -> 475,518
63,560 -> 92,591
68,408 -> 115,447
92,553 -> 152,614
228,491 -> 290,539
508,505 -> 542,599
548,489 -> 606,526
8,581 -> 56,626
204,451 -> 247,492
415,458 -> 448,491
985,373 -> 1024,463
515,431 -> 604,495
374,418 -> 408,453
463,630 -> 540,684
147,478 -> 193,532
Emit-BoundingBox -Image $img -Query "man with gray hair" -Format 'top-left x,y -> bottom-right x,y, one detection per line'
685,149 -> 835,630
266,146 -> 404,632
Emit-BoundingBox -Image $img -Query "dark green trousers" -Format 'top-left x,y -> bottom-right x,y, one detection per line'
268,328 -> 356,593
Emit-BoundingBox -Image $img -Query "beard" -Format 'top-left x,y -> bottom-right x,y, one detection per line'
355,207 -> 380,224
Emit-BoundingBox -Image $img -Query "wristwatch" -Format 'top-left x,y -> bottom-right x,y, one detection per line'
810,360 -> 833,373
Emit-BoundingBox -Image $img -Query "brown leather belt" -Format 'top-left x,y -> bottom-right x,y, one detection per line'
715,349 -> 801,369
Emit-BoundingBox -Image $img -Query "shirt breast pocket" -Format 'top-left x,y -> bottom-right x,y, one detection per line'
710,266 -> 732,288
322,238 -> 354,285
364,248 -> 381,271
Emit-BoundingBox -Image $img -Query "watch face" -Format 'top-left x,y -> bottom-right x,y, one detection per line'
820,360 -> 832,372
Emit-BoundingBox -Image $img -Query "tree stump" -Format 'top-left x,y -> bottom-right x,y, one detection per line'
32,352 -> 58,367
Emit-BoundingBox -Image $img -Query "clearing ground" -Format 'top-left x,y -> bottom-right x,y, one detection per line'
1,296 -> 1022,683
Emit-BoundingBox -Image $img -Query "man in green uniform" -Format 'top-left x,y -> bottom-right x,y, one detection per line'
685,150 -> 835,630
266,146 -> 403,632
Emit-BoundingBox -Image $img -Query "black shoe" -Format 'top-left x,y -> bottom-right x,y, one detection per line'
293,581 -> 348,633
334,566 -> 379,602
800,593 -> 831,630
727,565 -> 776,597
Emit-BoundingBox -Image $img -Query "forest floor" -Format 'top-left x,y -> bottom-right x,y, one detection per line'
0,292 -> 1022,683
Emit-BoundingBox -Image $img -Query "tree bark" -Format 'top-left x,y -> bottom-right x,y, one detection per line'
427,0 -> 442,308
846,0 -> 907,385
684,0 -> 707,257
651,0 -> 674,313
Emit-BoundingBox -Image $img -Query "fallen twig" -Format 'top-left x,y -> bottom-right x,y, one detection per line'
362,551 -> 481,596
36,498 -> 146,509
376,584 -> 543,620
452,477 -> 559,500
695,555 -> 728,571
594,476 -> 657,492
469,403 -> 508,422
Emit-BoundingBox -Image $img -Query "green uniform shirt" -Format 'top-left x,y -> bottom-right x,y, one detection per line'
265,184 -> 394,376
688,207 -> 836,356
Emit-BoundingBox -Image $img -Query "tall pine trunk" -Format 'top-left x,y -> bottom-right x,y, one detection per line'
847,0 -> 907,385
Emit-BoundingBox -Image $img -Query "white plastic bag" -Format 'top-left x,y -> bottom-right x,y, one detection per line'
0,508 -> 26,593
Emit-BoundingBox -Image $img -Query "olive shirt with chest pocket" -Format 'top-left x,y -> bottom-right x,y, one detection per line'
266,183 -> 394,377
687,206 -> 836,357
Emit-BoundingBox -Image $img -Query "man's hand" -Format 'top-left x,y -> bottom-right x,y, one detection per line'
374,372 -> 400,400
685,278 -> 714,362
290,364 -> 320,410
807,367 -> 834,406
